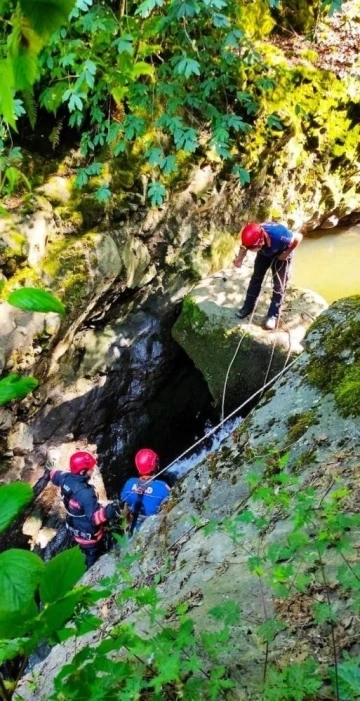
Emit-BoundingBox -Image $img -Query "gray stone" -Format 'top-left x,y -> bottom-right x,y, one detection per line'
172,265 -> 328,408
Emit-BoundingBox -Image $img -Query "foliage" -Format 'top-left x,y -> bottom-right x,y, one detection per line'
0,483 -> 33,533
0,0 -> 77,126
0,374 -> 38,405
7,287 -> 66,316
1,443 -> 359,699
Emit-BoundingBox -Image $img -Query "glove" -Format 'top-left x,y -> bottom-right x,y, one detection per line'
104,502 -> 121,521
33,469 -> 50,498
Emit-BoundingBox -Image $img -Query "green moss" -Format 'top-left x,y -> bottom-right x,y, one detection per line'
334,364 -> 360,417
175,295 -> 208,333
210,232 -> 237,272
306,297 -> 360,417
286,409 -> 317,443
0,267 -> 42,300
43,235 -> 96,310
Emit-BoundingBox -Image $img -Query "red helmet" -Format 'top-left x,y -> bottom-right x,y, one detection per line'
135,448 -> 159,475
69,451 -> 97,474
241,223 -> 264,248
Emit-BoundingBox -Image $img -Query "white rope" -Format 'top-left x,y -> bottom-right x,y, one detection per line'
221,263 -> 275,421
258,257 -> 291,401
141,353 -> 300,489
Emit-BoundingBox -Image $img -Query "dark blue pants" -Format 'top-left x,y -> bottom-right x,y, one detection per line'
80,542 -> 103,569
243,252 -> 292,318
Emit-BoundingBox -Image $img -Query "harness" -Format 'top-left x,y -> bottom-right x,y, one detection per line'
61,476 -> 97,541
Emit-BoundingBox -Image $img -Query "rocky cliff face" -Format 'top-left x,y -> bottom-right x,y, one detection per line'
172,264 -> 328,410
16,296 -> 360,700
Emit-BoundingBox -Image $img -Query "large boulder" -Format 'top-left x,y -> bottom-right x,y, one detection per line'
16,296 -> 360,700
172,261 -> 328,410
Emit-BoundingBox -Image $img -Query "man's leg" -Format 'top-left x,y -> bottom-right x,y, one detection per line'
267,255 -> 292,320
80,543 -> 101,570
239,253 -> 271,316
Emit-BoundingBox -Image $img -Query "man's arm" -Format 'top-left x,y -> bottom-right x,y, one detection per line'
277,232 -> 303,260
233,246 -> 247,268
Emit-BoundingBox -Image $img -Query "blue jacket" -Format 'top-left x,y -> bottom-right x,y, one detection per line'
261,222 -> 293,257
50,470 -> 108,544
120,477 -> 171,529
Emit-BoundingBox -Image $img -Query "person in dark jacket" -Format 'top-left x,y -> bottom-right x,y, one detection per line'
233,222 -> 303,330
40,451 -> 118,569
120,449 -> 171,533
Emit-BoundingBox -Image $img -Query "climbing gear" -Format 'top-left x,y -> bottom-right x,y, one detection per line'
69,451 -> 97,474
263,316 -> 278,331
61,478 -> 87,518
235,306 -> 253,320
135,448 -> 159,475
241,223 -> 264,249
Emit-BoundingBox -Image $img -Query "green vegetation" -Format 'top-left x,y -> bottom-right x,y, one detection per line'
1,447 -> 359,699
306,296 -> 360,416
286,409 -> 318,442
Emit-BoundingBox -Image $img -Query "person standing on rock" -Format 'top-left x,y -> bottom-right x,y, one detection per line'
120,448 -> 171,534
233,222 -> 303,330
39,451 -> 119,569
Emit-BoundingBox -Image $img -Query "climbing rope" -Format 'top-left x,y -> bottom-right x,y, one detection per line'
258,257 -> 292,401
221,256 -> 293,417
141,353 -> 300,490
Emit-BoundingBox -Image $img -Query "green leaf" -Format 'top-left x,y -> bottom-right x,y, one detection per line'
148,181 -> 166,206
39,588 -> 86,633
0,549 -> 44,613
131,61 -> 154,78
95,186 -> 111,202
267,113 -> 284,130
175,57 -> 201,79
0,61 -> 16,128
331,655 -> 360,700
258,618 -> 287,643
0,374 -> 38,406
232,165 -> 250,185
212,13 -> 230,27
0,483 -> 34,533
114,34 -> 133,54
0,637 -> 31,665
40,547 -> 86,604
19,0 -> 77,37
8,287 -> 66,315
135,0 -> 164,17
321,0 -> 344,15
208,601 -> 241,625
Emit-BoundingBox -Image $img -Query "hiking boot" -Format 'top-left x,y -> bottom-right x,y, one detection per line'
235,306 -> 253,320
263,316 -> 278,331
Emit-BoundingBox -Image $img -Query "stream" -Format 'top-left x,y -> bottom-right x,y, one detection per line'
292,226 -> 360,302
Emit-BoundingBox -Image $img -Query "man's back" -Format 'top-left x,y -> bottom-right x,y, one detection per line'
121,477 -> 170,520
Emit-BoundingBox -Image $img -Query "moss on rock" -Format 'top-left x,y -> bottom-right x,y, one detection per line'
305,296 -> 360,416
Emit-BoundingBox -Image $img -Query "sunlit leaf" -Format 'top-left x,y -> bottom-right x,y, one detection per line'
0,374 -> 39,406
19,0 -> 77,37
8,287 -> 66,315
0,483 -> 34,533
0,549 -> 44,613
40,548 -> 86,603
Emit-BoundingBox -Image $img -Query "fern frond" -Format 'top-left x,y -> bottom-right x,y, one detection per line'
22,90 -> 37,129
49,118 -> 63,150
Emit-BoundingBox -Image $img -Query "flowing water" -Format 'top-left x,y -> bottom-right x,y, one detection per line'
292,226 -> 360,302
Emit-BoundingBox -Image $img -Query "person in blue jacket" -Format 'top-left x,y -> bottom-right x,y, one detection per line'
120,448 -> 171,533
233,222 -> 303,330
